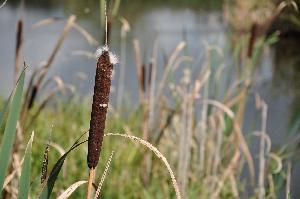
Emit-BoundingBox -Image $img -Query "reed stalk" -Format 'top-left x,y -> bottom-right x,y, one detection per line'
148,39 -> 158,127
178,70 -> 192,196
103,20 -> 112,45
133,38 -> 153,184
256,95 -> 268,199
133,39 -> 144,105
86,168 -> 95,199
0,0 -> 8,8
116,18 -> 130,112
26,15 -> 76,110
199,62 -> 210,174
155,42 -> 186,103
212,151 -> 240,199
286,161 -> 292,199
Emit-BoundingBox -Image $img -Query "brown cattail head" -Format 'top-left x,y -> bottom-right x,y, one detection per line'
27,85 -> 38,109
87,48 -> 114,168
148,62 -> 153,87
247,23 -> 258,58
141,63 -> 146,93
15,20 -> 23,58
15,20 -> 23,82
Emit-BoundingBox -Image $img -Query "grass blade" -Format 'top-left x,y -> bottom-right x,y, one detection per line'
0,70 -> 25,190
57,180 -> 87,199
17,131 -> 34,199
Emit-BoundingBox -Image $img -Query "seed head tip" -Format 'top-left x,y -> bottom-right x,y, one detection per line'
95,46 -> 118,65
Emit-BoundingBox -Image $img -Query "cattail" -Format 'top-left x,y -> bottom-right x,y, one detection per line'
27,85 -> 38,109
86,2 -> 116,197
148,62 -> 152,88
141,63 -> 146,93
15,20 -> 23,59
87,46 -> 116,169
15,19 -> 23,83
247,23 -> 258,58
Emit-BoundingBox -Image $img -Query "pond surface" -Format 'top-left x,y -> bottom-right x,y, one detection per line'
1,0 -> 300,197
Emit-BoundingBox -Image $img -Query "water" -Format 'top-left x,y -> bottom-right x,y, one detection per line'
1,0 -> 300,197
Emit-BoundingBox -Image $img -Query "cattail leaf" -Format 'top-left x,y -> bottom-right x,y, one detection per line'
17,132 -> 34,199
0,69 -> 25,190
57,180 -> 87,199
38,140 -> 86,199
0,96 -> 11,131
0,100 -> 8,127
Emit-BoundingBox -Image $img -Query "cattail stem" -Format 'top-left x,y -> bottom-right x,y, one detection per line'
86,168 -> 95,199
133,39 -> 144,104
103,20 -> 112,46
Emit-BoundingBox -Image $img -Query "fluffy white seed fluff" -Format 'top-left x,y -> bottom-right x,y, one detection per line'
95,46 -> 119,65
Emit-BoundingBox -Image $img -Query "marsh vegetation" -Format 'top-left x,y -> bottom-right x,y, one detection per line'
0,0 -> 300,198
